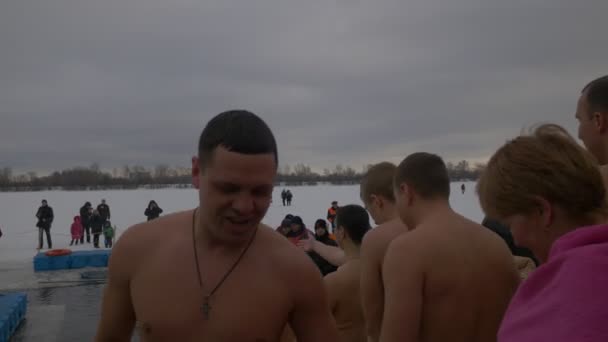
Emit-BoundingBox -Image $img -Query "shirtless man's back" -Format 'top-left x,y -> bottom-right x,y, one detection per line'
358,162 -> 406,342
95,110 -> 338,342
380,152 -> 519,342
324,205 -> 371,342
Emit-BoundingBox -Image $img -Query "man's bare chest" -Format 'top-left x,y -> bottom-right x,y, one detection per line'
130,263 -> 290,341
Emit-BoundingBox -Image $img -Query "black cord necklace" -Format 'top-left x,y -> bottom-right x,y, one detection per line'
191,208 -> 258,320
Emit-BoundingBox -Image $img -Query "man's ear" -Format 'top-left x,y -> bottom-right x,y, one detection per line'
595,112 -> 608,134
192,156 -> 201,189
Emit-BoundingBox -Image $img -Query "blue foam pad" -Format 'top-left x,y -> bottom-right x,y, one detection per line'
0,293 -> 27,342
33,250 -> 112,272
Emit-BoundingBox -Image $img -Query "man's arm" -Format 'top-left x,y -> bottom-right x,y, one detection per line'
94,227 -> 138,341
360,232 -> 384,341
289,255 -> 340,342
297,238 -> 347,266
379,236 -> 424,342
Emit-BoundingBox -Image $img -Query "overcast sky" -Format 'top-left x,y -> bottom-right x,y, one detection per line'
1,0 -> 607,174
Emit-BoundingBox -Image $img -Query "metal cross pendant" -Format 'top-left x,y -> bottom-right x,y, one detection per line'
201,296 -> 211,319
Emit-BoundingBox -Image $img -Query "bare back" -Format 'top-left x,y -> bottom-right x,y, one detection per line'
325,261 -> 366,342
359,219 -> 406,341
381,212 -> 519,342
95,210 -> 339,342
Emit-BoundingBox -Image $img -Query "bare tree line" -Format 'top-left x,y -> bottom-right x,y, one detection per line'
0,160 -> 485,192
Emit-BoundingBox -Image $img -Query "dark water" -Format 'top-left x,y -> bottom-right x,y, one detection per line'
10,283 -> 113,341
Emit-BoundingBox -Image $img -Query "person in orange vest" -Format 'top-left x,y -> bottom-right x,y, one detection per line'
327,201 -> 339,231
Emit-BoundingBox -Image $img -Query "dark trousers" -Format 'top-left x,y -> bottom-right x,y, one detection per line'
104,237 -> 113,248
70,239 -> 80,246
38,227 -> 52,249
80,225 -> 91,243
93,233 -> 100,248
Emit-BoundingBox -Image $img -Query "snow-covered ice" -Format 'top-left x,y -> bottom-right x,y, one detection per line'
0,182 -> 482,290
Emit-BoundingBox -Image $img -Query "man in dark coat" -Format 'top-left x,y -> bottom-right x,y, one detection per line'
35,199 -> 54,249
97,199 -> 111,223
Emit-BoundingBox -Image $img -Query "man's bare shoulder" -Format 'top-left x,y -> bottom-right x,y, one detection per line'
117,210 -> 191,247
111,210 -> 192,268
361,219 -> 407,256
385,229 -> 426,260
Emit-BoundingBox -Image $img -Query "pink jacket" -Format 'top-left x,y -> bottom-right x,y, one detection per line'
498,224 -> 608,342
71,216 -> 84,239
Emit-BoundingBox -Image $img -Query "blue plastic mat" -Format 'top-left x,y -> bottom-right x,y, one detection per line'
0,293 -> 27,342
33,250 -> 111,272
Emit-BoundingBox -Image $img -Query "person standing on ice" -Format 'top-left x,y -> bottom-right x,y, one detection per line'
70,215 -> 84,246
35,199 -> 54,249
144,200 -> 163,221
286,189 -> 293,206
80,201 -> 92,243
97,199 -> 111,224
90,209 -> 104,248
327,201 -> 339,231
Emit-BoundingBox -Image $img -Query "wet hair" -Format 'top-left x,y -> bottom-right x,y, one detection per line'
582,75 -> 608,115
477,123 -> 606,221
198,110 -> 278,169
394,152 -> 450,199
336,204 -> 371,245
314,219 -> 327,229
360,162 -> 397,204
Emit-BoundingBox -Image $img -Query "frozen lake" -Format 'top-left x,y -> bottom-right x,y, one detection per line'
0,182 -> 482,289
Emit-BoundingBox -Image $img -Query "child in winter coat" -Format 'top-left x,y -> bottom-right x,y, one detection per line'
103,221 -> 115,248
70,216 -> 84,246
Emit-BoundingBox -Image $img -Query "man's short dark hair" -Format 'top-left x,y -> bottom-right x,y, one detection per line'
582,75 -> 608,115
336,204 -> 371,245
198,110 -> 278,169
394,152 -> 450,199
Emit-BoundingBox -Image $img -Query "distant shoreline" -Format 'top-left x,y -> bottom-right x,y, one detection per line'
0,179 -> 477,193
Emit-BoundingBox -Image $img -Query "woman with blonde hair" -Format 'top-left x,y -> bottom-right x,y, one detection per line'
477,123 -> 608,341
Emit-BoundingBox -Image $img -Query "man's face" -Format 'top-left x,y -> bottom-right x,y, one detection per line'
335,225 -> 346,249
332,202 -> 338,209
363,195 -> 383,225
41,201 -> 47,207
192,146 -> 275,242
576,92 -> 604,163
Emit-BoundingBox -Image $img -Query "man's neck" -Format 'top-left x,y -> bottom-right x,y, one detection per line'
380,207 -> 398,225
341,242 -> 361,259
410,199 -> 452,228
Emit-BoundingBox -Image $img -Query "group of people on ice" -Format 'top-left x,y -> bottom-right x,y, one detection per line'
75,200 -> 114,248
35,199 -> 164,250
280,189 -> 293,206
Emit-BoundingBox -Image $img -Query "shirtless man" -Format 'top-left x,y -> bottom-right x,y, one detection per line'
358,162 -> 407,342
380,152 -> 519,342
95,110 -> 339,341
324,204 -> 371,342
574,75 -> 608,186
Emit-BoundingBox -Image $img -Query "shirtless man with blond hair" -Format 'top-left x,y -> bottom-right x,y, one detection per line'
380,152 -> 519,342
95,110 -> 339,342
297,162 -> 408,341
358,162 -> 407,342
324,204 -> 371,342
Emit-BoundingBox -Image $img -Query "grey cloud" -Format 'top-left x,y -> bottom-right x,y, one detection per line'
1,0 -> 607,172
